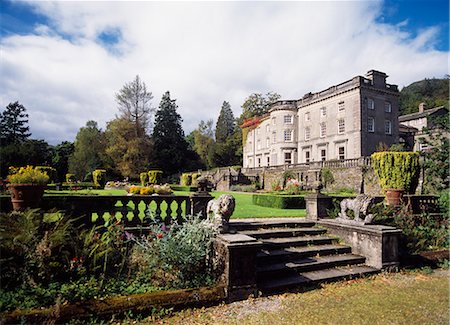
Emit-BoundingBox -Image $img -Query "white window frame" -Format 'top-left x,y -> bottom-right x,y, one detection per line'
284,129 -> 293,142
320,122 -> 326,138
284,115 -> 293,124
257,139 -> 261,150
368,117 -> 375,133
368,98 -> 375,110
305,127 -> 311,141
266,137 -> 270,148
320,107 -> 327,117
266,124 -> 270,133
385,101 -> 392,113
385,120 -> 392,135
338,101 -> 345,112
338,119 -> 345,134
272,117 -> 276,125
272,131 -> 277,143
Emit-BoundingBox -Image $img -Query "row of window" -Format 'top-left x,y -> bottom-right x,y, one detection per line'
303,146 -> 345,163
251,118 -> 392,149
367,98 -> 392,112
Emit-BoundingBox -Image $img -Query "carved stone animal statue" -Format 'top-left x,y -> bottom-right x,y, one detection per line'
337,194 -> 375,224
206,194 -> 236,232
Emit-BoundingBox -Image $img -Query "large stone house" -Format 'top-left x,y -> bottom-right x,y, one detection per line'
242,70 -> 399,168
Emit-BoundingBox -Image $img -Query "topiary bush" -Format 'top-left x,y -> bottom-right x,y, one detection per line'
191,173 -> 201,186
92,169 -> 107,188
181,173 -> 192,186
148,170 -> 163,185
65,173 -> 75,183
140,172 -> 149,186
371,152 -> 420,194
252,194 -> 306,209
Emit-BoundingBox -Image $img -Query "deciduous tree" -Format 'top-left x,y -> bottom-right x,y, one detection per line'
115,75 -> 154,137
240,92 -> 281,121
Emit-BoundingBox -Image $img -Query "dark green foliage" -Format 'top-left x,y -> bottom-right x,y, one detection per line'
189,120 -> 215,169
52,141 -> 75,182
151,92 -> 196,175
239,92 -> 281,121
420,113 -> 449,193
321,168 -> 334,188
68,121 -> 107,180
399,77 -> 449,115
252,194 -> 306,209
210,125 -> 242,167
215,101 -> 235,143
170,185 -> 198,192
0,101 -> 31,146
0,139 -> 52,178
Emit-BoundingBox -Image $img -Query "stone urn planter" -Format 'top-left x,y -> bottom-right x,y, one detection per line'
7,184 -> 46,210
384,188 -> 404,206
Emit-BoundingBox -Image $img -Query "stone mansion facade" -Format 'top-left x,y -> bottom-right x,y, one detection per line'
242,70 -> 400,168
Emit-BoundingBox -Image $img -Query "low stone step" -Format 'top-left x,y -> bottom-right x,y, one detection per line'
261,235 -> 337,248
240,227 -> 327,239
257,254 -> 366,278
229,218 -> 316,231
257,244 -> 353,264
258,265 -> 379,293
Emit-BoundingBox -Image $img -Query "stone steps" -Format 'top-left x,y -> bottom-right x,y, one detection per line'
240,227 -> 327,239
257,254 -> 366,280
233,217 -> 379,294
257,244 -> 352,264
258,265 -> 379,293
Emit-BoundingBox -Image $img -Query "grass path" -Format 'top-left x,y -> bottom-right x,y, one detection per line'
149,269 -> 449,325
44,189 -> 306,219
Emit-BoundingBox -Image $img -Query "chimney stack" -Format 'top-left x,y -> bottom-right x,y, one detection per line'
418,102 -> 427,113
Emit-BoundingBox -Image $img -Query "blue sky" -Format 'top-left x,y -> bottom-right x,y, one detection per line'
0,0 -> 448,144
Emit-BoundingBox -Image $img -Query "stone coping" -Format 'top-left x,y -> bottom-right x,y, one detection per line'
317,219 -> 402,236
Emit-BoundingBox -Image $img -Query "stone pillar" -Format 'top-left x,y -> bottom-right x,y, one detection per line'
189,192 -> 213,218
215,234 -> 263,302
305,192 -> 333,220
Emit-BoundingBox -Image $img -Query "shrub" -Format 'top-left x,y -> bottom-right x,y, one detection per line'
371,152 -> 420,193
83,172 -> 93,182
271,179 -> 282,192
252,194 -> 306,209
129,215 -> 218,288
191,173 -> 201,186
170,185 -> 197,192
35,166 -> 57,183
128,185 -> 142,194
282,171 -> 297,187
321,168 -> 334,188
438,190 -> 449,214
140,172 -> 149,186
181,173 -> 192,186
92,169 -> 107,188
148,170 -> 163,185
285,178 -> 301,195
140,186 -> 154,195
7,166 -> 50,185
66,173 -> 76,183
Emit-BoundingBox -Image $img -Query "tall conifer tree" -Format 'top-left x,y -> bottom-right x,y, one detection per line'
0,101 -> 31,145
215,101 -> 235,143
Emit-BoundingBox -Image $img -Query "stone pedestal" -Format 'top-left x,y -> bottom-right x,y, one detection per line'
215,234 -> 262,302
189,192 -> 213,217
318,219 -> 401,269
305,193 -> 333,220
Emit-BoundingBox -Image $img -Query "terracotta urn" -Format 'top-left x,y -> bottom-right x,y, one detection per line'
385,188 -> 404,206
7,184 -> 46,210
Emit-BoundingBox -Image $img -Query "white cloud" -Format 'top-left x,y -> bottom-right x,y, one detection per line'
0,1 -> 448,144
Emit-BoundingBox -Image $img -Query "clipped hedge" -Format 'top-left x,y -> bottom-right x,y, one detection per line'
252,194 -> 306,209
140,172 -> 149,186
92,169 -> 106,188
148,170 -> 163,185
181,173 -> 192,186
170,185 -> 198,192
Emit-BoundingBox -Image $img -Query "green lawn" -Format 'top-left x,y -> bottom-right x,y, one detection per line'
43,189 -> 306,219
152,269 -> 449,325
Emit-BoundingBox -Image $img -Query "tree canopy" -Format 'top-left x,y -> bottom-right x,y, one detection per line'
115,75 -> 154,137
240,92 -> 281,122
399,77 -> 449,115
0,101 -> 31,146
215,101 -> 235,143
151,91 -> 192,175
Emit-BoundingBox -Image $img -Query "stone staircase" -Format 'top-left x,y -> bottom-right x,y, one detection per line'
229,218 -> 379,294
